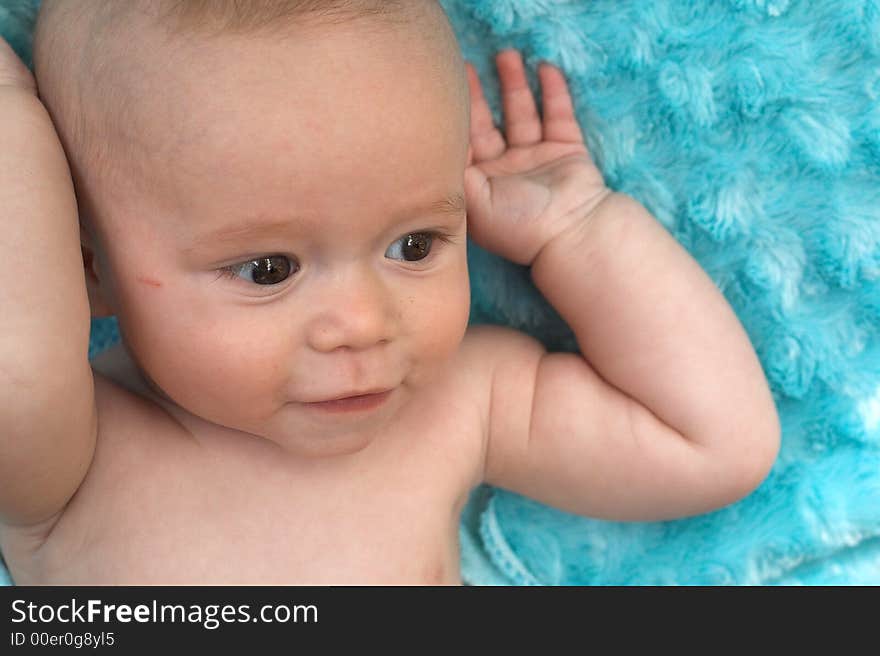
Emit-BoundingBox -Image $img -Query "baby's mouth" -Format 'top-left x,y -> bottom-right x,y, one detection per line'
302,388 -> 395,413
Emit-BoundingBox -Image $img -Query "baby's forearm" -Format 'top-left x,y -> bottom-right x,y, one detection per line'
531,192 -> 779,458
0,90 -> 90,385
0,89 -> 95,524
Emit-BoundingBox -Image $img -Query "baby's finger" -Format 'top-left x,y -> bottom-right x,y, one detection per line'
537,63 -> 584,145
495,49 -> 542,147
466,62 -> 506,163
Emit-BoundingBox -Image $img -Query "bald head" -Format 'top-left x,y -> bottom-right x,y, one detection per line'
32,0 -> 467,228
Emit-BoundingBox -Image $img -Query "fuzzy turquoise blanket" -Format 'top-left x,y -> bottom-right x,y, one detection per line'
2,0 -> 879,586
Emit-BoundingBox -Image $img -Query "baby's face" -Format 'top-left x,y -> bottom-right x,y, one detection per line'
84,14 -> 471,455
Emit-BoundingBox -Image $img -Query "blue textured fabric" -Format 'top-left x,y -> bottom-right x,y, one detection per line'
0,0 -> 36,66
451,0 -> 880,585
3,0 -> 879,585
88,317 -> 121,359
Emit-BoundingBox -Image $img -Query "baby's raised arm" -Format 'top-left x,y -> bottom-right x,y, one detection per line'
465,51 -> 780,521
0,38 -> 96,527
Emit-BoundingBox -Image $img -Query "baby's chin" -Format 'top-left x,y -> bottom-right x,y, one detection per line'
263,390 -> 407,458
261,427 -> 378,459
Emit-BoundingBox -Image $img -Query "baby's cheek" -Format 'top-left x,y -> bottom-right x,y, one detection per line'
178,324 -> 286,407
130,300 -> 288,422
408,271 -> 470,364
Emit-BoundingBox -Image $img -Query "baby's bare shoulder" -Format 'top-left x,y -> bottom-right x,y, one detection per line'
455,324 -> 547,398
453,325 -> 548,428
0,361 -> 191,578
449,324 -> 547,471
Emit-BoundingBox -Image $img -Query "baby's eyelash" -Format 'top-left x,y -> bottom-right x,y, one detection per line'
423,230 -> 457,246
214,255 -> 296,284
216,267 -> 243,281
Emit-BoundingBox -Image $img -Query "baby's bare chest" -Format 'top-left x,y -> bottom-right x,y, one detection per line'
7,399 -> 481,585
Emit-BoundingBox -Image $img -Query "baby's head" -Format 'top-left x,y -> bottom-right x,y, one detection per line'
33,0 -> 471,456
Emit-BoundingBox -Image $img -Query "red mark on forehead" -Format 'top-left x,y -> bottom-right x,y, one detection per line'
137,276 -> 163,288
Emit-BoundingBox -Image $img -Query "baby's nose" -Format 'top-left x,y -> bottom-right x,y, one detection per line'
304,268 -> 395,353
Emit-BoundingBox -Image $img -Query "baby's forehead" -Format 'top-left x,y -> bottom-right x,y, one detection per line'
36,1 -> 467,209
68,1 -> 458,118
42,0 -> 460,103
61,0 -> 446,59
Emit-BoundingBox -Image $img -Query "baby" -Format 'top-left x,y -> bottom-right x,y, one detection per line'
0,0 -> 780,584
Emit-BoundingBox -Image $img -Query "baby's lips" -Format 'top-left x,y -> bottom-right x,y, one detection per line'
305,387 -> 395,403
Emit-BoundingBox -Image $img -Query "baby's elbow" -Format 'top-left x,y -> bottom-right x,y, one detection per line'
718,409 -> 782,505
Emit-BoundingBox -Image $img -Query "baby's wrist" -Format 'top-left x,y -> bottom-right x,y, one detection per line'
532,187 -> 617,266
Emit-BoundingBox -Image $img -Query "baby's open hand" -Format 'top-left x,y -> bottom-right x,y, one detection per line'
0,36 -> 36,93
465,50 -> 609,266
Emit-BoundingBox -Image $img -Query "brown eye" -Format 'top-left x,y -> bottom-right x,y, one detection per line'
386,233 -> 434,262
227,256 -> 298,285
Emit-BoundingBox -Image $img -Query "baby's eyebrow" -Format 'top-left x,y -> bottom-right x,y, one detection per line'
418,191 -> 466,218
187,217 -> 301,251
185,192 -> 466,251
